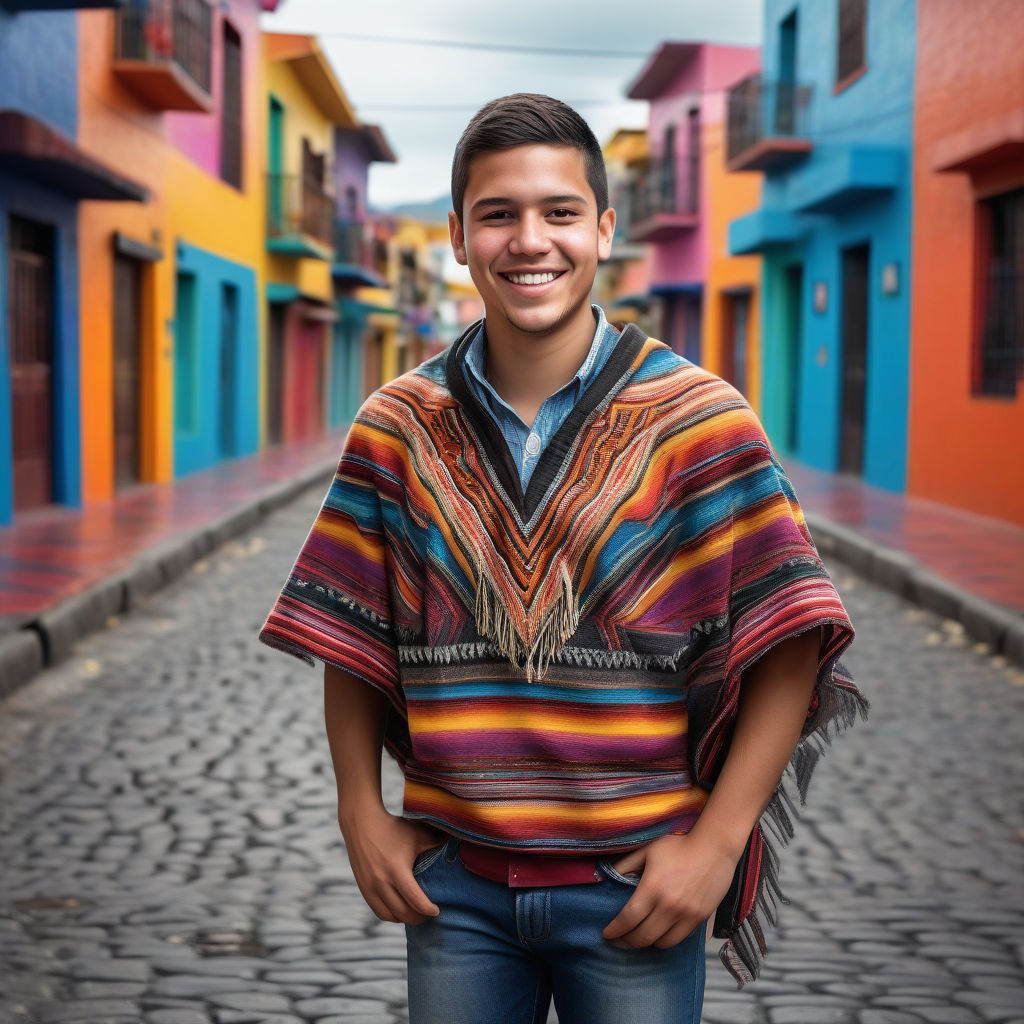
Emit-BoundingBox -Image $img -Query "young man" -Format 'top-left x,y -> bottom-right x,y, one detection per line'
260,94 -> 865,1024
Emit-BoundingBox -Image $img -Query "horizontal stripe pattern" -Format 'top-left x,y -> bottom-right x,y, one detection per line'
259,331 -> 860,871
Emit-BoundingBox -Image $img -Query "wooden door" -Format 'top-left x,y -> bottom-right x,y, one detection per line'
113,252 -> 142,488
291,319 -> 324,442
218,283 -> 238,458
8,215 -> 54,512
266,302 -> 285,445
839,244 -> 870,475
784,264 -> 804,452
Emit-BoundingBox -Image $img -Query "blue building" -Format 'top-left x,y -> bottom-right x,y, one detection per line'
0,0 -> 146,524
727,0 -> 915,491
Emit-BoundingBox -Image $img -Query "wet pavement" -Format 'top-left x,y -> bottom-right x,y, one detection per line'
1,481 -> 1023,1024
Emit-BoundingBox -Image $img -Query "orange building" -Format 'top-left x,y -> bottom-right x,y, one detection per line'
907,0 -> 1024,524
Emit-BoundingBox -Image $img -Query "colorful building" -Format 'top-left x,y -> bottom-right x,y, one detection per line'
594,128 -> 655,335
728,0 -> 916,491
0,0 -> 149,525
262,31 -> 354,446
331,122 -> 397,425
78,0 -> 271,492
906,0 -> 1024,524
624,42 -> 763,406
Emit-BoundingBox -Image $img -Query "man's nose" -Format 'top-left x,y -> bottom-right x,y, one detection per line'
508,213 -> 551,255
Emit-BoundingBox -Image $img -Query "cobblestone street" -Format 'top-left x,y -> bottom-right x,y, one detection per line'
1,481 -> 1022,1024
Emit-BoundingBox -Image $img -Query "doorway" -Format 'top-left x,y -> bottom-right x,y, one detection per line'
113,252 -> 143,488
783,263 -> 803,453
839,244 -> 869,475
8,214 -> 55,512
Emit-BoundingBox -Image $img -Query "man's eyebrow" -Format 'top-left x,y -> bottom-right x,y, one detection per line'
470,194 -> 589,213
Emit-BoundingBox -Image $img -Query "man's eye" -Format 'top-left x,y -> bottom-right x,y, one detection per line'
549,208 -> 577,219
482,211 -> 512,220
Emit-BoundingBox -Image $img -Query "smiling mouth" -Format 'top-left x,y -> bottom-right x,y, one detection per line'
500,271 -> 565,286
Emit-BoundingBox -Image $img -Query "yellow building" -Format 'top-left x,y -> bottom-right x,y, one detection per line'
262,32 -> 356,445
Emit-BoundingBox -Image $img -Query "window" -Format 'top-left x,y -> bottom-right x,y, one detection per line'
660,123 -> 676,214
836,0 -> 866,86
686,108 -> 699,214
220,20 -> 242,188
974,187 -> 1024,397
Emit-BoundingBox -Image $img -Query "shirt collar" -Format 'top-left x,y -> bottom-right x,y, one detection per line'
464,304 -> 614,398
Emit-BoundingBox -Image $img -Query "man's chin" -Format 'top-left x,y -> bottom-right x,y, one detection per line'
502,301 -> 586,338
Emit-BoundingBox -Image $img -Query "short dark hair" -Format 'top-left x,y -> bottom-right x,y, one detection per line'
451,93 -> 609,223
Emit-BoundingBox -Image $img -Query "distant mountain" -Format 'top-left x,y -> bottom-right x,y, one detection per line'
375,194 -> 452,224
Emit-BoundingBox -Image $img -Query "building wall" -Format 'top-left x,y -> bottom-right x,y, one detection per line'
646,49 -> 707,290
334,131 -> 371,219
907,0 -> 1024,524
0,8 -> 77,134
165,2 -> 262,179
0,9 -> 81,524
756,0 -> 916,492
0,175 -> 82,523
699,52 -> 762,411
77,2 -> 267,494
172,241 -> 259,476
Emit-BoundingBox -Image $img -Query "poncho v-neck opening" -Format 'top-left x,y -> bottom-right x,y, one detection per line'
445,320 -> 649,523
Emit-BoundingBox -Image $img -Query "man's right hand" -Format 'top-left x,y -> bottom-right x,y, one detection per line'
338,804 -> 442,925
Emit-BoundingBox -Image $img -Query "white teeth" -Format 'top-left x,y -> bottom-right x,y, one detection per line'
506,272 -> 558,285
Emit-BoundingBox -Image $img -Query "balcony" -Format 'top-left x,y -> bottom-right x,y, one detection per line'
626,162 -> 698,244
332,220 -> 386,287
266,173 -> 334,260
726,73 -> 813,173
2,0 -> 123,8
113,0 -> 213,113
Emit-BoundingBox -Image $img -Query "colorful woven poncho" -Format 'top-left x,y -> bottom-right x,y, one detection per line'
259,323 -> 866,985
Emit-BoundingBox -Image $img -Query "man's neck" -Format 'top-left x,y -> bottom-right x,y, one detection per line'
482,304 -> 598,427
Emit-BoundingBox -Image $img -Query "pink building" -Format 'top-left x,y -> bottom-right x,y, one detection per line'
625,42 -> 761,381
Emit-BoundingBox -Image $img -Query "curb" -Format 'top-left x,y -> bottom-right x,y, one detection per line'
2,475 -> 1021,701
0,459 -> 337,702
805,511 -> 1024,666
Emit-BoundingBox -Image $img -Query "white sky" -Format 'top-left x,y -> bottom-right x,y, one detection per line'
261,0 -> 764,209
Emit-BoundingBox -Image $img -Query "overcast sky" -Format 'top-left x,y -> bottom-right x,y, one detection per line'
261,0 -> 764,209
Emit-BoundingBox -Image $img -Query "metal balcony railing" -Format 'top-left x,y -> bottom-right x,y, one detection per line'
266,174 -> 334,247
628,160 -> 698,226
114,0 -> 213,96
726,73 -> 813,166
334,220 -> 372,267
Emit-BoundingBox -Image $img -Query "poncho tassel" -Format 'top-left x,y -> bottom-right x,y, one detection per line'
474,562 -> 579,682
718,671 -> 869,987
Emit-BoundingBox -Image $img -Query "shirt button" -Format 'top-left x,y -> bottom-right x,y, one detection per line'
525,433 -> 541,457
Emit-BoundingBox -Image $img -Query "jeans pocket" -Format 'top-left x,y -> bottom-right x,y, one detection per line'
597,858 -> 642,888
412,839 -> 449,878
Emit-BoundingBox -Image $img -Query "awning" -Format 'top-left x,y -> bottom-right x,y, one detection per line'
728,208 -> 805,255
789,145 -> 904,215
0,110 -> 148,202
266,283 -> 339,322
332,262 -> 387,288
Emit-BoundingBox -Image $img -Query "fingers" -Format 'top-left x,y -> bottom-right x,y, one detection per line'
394,869 -> 441,920
602,890 -> 653,942
609,848 -> 646,876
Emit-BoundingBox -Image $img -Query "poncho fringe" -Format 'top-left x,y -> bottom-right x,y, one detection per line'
717,668 -> 869,986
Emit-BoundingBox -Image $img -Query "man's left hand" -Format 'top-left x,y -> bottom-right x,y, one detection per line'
601,832 -> 739,949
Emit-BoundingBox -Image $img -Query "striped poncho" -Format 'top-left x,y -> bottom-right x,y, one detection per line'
259,322 -> 866,985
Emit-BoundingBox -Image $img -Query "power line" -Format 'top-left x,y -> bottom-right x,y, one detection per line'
358,100 -> 639,112
314,30 -> 653,59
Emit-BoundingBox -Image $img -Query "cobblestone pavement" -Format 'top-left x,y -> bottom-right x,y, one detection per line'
1,484 -> 1023,1024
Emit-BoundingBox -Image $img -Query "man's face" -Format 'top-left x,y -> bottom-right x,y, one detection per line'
449,144 -> 615,340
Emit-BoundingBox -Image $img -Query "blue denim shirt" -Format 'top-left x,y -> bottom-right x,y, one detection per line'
461,305 -> 620,488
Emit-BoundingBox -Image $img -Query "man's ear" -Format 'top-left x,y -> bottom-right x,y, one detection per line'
449,210 -> 467,265
597,207 -> 616,261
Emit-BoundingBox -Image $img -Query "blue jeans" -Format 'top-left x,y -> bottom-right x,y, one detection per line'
405,837 -> 707,1024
